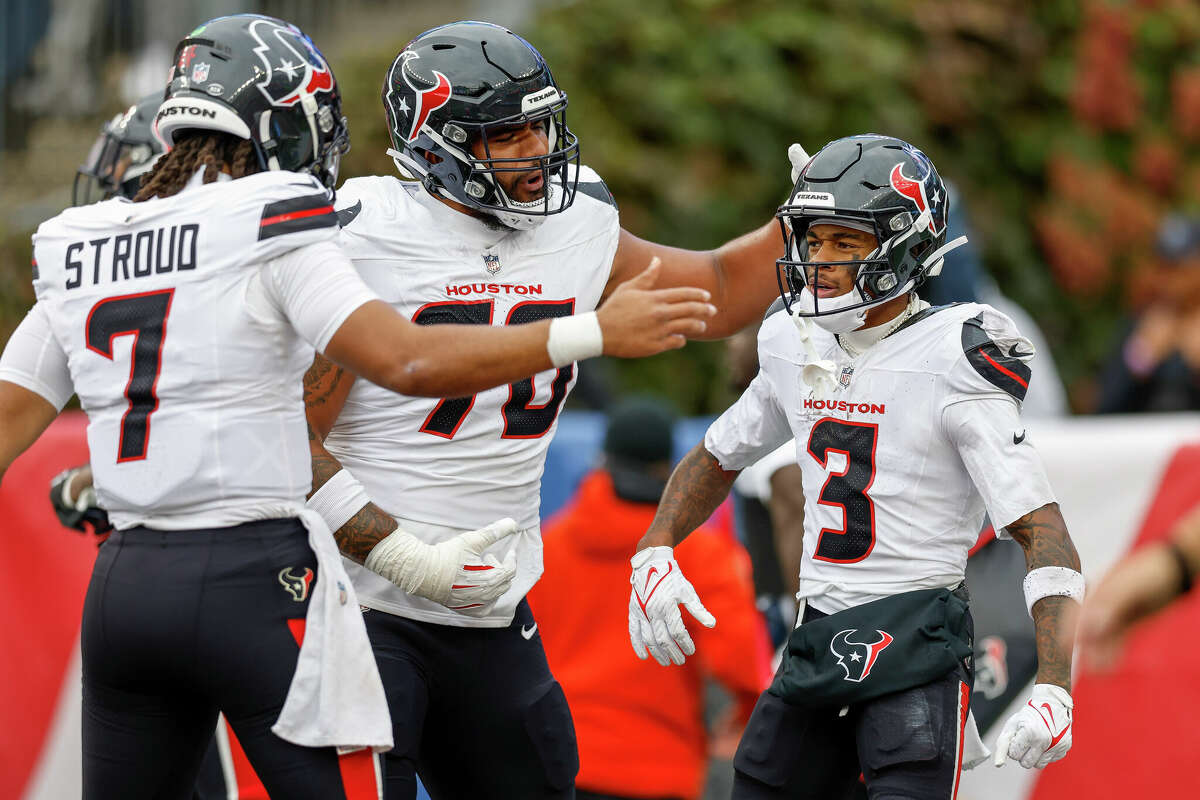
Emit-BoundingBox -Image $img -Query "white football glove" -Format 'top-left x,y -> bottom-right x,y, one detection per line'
365,518 -> 519,617
788,142 -> 812,184
628,546 -> 716,666
993,684 -> 1073,769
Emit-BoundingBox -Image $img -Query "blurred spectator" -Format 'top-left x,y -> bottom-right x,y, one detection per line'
1096,214 -> 1200,413
1079,502 -> 1200,670
529,397 -> 771,800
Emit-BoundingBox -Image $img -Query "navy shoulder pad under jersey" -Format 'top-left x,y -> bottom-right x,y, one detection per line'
764,296 -> 788,320
960,312 -> 1033,401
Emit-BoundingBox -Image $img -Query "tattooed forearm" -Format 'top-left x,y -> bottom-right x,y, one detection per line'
308,431 -> 344,493
303,355 -> 346,407
1007,502 -> 1082,573
333,502 -> 402,564
306,425 -> 399,563
638,443 -> 739,550
1006,502 -> 1082,690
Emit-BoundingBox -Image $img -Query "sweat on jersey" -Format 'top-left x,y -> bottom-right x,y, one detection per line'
326,166 -> 620,628
704,302 -> 1057,614
0,170 -> 377,530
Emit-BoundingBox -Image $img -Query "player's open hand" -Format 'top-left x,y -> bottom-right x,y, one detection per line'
628,545 -> 716,666
598,257 -> 716,357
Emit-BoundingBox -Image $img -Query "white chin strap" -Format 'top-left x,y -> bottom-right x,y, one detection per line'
790,310 -> 840,399
795,279 -> 915,335
795,285 -> 870,334
486,179 -> 560,231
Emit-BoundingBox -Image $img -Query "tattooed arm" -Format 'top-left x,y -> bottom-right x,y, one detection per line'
304,353 -> 400,564
1005,502 -> 1082,691
636,442 -> 740,551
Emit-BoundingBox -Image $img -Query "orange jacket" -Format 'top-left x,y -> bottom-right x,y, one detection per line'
529,471 -> 772,800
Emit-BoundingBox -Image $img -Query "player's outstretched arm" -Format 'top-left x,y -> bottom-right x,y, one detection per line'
324,258 -> 714,399
627,442 -> 739,666
993,501 -> 1083,769
0,381 -> 58,487
603,222 -> 782,341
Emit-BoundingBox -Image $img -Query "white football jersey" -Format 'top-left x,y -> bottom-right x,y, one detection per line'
26,171 -> 373,531
705,302 -> 1056,613
326,168 -> 620,626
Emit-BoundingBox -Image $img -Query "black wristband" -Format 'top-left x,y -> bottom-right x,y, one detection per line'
1165,541 -> 1195,596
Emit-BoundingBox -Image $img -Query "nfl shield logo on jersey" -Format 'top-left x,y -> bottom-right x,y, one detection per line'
483,252 -> 501,274
840,365 -> 854,388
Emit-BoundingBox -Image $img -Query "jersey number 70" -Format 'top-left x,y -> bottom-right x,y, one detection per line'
412,298 -> 575,440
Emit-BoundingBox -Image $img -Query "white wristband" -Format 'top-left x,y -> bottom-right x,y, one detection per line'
1023,566 -> 1085,617
547,311 -> 603,368
306,469 -> 371,533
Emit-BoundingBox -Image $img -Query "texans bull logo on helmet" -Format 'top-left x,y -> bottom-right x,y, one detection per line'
830,628 -> 894,682
392,51 -> 453,142
248,17 -> 335,108
888,148 -> 946,236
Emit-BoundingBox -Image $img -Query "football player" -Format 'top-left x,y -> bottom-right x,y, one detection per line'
627,134 -> 1084,799
300,20 -> 785,800
73,92 -> 165,206
0,14 -> 714,799
50,94 -> 167,541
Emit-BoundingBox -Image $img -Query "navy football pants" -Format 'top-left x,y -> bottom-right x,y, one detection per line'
81,519 -> 375,800
364,599 -> 578,800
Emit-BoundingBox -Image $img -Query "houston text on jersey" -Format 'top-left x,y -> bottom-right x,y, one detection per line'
445,283 -> 544,297
65,224 -> 199,289
802,398 -> 887,415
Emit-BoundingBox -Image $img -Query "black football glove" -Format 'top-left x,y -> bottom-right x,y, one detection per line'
49,467 -> 112,537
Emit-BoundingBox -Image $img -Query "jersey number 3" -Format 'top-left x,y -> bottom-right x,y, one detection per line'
412,299 -> 575,440
85,290 -> 174,462
807,418 -> 878,563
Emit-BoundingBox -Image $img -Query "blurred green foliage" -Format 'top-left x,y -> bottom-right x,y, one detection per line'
3,0 -> 1197,415
521,0 -> 1200,412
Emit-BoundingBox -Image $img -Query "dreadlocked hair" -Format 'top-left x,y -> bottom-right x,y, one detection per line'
133,131 -> 260,202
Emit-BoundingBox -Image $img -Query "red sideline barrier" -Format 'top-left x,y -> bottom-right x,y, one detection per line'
0,413 -> 96,799
1032,445 -> 1200,800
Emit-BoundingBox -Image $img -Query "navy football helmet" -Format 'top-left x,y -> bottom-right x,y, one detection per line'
382,21 -> 580,229
153,14 -> 349,189
776,134 -> 966,319
74,93 -> 164,205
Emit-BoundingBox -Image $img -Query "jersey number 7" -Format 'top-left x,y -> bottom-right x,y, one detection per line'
412,298 -> 575,440
85,289 -> 174,462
